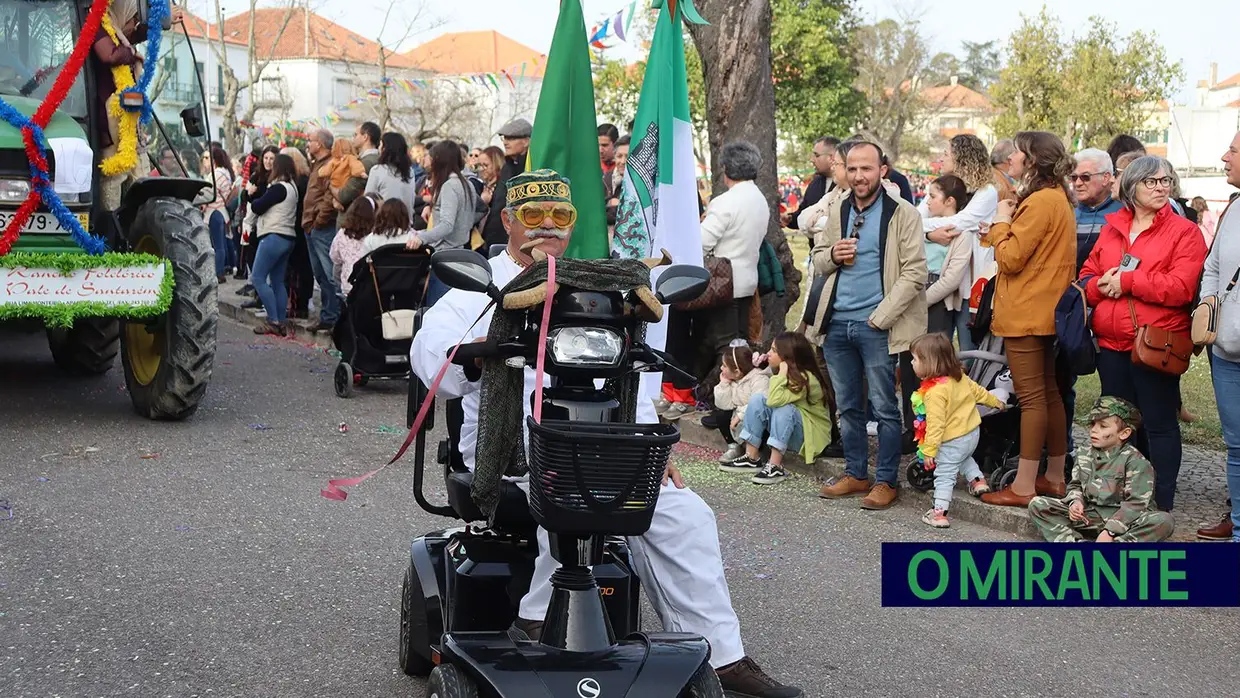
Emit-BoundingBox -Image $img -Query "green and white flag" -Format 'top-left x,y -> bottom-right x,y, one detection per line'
527,0 -> 609,259
612,0 -> 706,271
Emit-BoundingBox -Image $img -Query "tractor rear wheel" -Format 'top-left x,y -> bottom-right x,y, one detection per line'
46,318 -> 120,375
120,197 -> 217,420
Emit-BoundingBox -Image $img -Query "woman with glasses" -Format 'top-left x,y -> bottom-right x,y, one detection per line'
1079,156 -> 1207,512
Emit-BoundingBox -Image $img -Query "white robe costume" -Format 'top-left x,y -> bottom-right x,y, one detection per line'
409,251 -> 745,668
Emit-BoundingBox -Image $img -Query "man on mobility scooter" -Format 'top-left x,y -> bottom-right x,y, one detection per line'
410,170 -> 803,698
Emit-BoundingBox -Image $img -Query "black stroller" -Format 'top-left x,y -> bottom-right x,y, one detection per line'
330,244 -> 433,398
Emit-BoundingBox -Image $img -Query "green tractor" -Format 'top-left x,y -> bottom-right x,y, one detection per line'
0,0 -> 218,420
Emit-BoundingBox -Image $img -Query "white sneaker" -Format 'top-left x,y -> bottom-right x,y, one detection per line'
866,421 -> 879,437
663,403 -> 693,420
718,443 -> 744,464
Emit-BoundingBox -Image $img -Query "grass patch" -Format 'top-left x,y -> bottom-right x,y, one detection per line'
1073,354 -> 1223,450
786,233 -> 810,330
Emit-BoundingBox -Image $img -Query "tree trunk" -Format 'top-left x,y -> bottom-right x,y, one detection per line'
687,0 -> 797,346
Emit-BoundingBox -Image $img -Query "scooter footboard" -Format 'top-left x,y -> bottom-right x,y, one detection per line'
442,631 -> 710,697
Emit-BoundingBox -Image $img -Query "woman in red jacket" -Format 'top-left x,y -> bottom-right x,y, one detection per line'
1080,155 -> 1207,511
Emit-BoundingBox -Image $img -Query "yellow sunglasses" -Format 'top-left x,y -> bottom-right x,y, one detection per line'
515,203 -> 577,229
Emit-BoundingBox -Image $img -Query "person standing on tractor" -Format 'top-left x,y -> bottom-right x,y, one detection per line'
89,0 -> 184,209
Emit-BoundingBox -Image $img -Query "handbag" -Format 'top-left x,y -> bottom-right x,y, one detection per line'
369,258 -> 430,341
1192,262 -> 1240,348
674,254 -> 733,311
1128,298 -> 1192,376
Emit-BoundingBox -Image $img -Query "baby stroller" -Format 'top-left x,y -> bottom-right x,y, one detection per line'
330,244 -> 433,398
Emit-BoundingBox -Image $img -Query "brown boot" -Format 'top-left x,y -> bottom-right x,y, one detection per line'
1197,513 -> 1234,541
819,475 -> 871,499
716,657 -> 803,698
860,482 -> 898,510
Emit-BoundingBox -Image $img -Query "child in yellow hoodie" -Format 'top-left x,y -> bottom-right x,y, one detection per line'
726,332 -> 832,486
910,333 -> 1007,528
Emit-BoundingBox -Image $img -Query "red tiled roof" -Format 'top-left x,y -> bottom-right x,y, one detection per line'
920,83 -> 993,111
403,31 -> 546,77
220,8 -> 419,68
179,10 -> 244,46
1215,72 -> 1240,90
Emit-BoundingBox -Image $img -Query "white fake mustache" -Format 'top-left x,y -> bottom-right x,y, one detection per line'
524,229 -> 569,240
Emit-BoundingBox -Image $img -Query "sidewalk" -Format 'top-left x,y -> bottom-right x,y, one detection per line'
670,412 -> 1226,542
217,276 -> 335,349
215,281 -> 1229,541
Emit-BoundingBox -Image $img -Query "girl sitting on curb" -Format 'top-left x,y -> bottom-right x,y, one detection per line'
724,332 -> 832,486
714,339 -> 772,466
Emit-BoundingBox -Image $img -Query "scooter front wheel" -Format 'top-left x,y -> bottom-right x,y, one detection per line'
427,664 -> 478,698
686,661 -> 725,697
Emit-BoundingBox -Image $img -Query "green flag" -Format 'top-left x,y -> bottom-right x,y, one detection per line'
527,0 -> 608,259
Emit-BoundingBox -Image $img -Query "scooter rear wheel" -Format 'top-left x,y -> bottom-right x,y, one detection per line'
427,664 -> 478,698
685,661 -> 725,697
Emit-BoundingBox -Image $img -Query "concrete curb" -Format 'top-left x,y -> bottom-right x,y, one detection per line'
217,280 -> 335,350
673,416 -> 1040,539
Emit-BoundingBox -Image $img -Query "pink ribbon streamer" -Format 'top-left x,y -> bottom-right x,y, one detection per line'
532,254 -> 555,424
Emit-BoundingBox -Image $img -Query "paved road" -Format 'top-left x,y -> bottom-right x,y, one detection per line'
1,320 -> 1236,698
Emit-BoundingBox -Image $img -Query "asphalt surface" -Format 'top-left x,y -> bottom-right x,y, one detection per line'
1,319 -> 1236,698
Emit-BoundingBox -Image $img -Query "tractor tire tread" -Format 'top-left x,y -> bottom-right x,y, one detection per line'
47,317 -> 120,375
121,197 -> 217,421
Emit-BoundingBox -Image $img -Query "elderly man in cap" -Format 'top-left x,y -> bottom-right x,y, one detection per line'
1028,397 -> 1174,543
480,118 -> 533,249
411,170 -> 803,698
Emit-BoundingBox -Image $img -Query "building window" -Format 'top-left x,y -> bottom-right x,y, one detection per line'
333,78 -> 354,107
216,65 -> 225,106
256,76 -> 287,103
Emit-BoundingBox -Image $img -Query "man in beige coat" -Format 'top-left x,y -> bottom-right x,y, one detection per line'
808,142 -> 927,510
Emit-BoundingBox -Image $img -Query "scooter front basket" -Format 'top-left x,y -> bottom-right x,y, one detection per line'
526,418 -> 679,537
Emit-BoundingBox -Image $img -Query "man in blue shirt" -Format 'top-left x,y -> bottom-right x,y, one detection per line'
1064,148 -> 1124,460
806,142 -> 927,510
1071,148 -> 1123,272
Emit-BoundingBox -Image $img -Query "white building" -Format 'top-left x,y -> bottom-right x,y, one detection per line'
1168,64 -> 1240,173
149,10 -> 544,150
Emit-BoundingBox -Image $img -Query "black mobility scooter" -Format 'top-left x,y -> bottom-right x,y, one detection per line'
399,249 -> 723,697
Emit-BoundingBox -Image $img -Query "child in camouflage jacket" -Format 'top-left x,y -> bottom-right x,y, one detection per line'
1029,396 -> 1174,543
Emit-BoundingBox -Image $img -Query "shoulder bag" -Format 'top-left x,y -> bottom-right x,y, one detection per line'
674,254 -> 733,311
1129,298 -> 1192,375
1191,198 -> 1240,346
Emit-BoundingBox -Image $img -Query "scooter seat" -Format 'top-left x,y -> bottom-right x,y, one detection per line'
446,470 -> 536,530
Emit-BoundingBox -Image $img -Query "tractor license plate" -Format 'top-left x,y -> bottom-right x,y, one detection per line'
0,211 -> 90,234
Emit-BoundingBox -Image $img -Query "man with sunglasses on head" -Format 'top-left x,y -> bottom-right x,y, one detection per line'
409,169 -> 803,698
1072,148 -> 1123,273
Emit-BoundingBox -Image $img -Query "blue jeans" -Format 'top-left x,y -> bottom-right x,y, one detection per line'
824,320 -> 901,485
931,427 -> 983,511
307,225 -> 341,325
251,234 -> 295,325
1211,353 -> 1240,541
739,393 -> 804,456
955,306 -> 975,352
424,272 -> 449,307
208,210 -> 227,277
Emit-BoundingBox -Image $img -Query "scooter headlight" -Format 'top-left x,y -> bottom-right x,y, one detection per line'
547,327 -> 623,367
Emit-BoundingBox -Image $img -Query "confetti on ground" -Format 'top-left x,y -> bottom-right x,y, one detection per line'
37,477 -> 49,482
377,425 -> 404,434
174,525 -> 192,532
248,424 -> 271,431
338,423 -> 349,434
0,499 -> 11,520
140,453 -> 160,460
